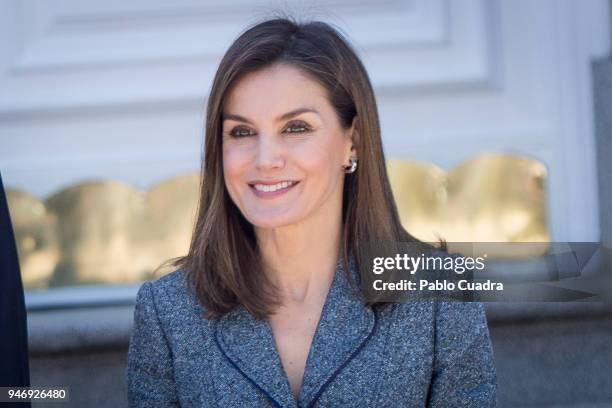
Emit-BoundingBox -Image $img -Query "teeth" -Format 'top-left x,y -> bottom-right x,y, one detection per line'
253,181 -> 295,192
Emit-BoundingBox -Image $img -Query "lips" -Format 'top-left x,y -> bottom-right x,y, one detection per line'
251,180 -> 297,192
248,180 -> 300,198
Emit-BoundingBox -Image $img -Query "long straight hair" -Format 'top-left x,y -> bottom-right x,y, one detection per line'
170,17 -> 422,320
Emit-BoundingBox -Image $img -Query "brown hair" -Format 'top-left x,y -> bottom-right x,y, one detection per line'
168,17 -> 423,320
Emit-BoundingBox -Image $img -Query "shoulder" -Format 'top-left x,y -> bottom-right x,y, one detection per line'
135,269 -> 184,310
144,268 -> 191,302
134,268 -> 210,334
434,300 -> 489,337
391,299 -> 492,361
397,243 -> 488,329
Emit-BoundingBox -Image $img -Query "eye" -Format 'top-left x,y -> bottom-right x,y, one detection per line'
284,121 -> 311,134
229,126 -> 256,138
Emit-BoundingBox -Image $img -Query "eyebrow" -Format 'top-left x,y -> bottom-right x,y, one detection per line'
222,107 -> 320,124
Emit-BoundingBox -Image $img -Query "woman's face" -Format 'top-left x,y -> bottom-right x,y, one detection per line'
222,63 -> 355,229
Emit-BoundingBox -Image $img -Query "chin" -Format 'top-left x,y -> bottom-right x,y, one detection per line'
245,211 -> 301,230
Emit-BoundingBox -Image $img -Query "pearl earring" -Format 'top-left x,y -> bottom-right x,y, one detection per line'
344,157 -> 358,174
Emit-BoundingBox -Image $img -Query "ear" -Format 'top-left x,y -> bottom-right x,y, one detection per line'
347,116 -> 359,154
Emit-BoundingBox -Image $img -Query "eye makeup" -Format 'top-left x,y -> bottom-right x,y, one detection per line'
226,120 -> 313,138
228,126 -> 256,138
283,120 -> 312,134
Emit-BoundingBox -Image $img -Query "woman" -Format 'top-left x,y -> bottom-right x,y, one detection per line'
127,17 -> 497,407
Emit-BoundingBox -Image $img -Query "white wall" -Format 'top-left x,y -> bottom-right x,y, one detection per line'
0,0 -> 609,241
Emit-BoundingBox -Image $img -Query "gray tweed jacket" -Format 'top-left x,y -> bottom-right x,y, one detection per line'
127,257 -> 497,407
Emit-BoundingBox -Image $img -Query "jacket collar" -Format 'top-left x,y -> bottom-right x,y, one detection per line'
213,255 -> 378,408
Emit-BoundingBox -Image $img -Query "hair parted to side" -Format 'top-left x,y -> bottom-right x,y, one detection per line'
167,17 -> 427,320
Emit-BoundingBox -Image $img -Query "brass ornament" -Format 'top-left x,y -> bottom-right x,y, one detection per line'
387,153 -> 549,257
7,174 -> 199,288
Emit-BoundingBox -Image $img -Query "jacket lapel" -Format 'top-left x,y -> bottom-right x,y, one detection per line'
297,256 -> 377,408
213,256 -> 377,408
214,305 -> 298,408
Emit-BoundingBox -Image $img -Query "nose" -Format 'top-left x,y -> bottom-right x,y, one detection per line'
254,133 -> 285,171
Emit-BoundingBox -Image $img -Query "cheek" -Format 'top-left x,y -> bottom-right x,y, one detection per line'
222,145 -> 250,188
293,136 -> 345,179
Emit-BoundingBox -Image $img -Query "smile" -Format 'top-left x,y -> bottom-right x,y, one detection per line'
248,180 -> 300,198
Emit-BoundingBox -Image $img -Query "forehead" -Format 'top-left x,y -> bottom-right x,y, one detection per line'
223,64 -> 331,117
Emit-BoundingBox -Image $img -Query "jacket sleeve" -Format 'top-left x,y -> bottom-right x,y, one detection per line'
426,300 -> 497,407
127,281 -> 180,407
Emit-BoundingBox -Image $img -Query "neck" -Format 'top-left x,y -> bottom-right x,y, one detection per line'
255,205 -> 343,305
